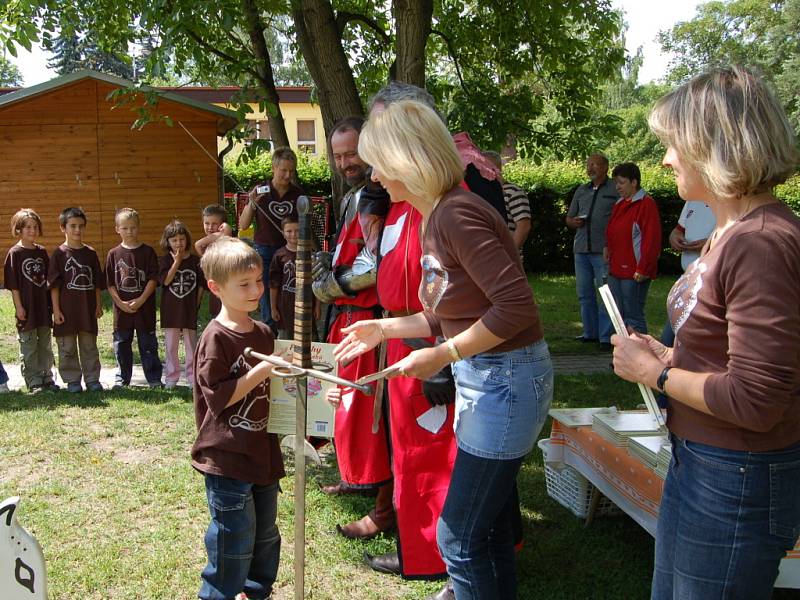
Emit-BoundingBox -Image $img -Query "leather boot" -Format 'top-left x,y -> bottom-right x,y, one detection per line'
336,481 -> 396,540
320,480 -> 378,496
364,550 -> 401,575
425,580 -> 455,600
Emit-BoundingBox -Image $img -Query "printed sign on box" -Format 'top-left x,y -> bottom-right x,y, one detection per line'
268,340 -> 337,438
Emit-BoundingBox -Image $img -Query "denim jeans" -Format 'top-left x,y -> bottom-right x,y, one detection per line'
200,474 -> 281,600
438,450 -> 524,599
0,359 -> 8,385
451,340 -> 553,459
574,252 -> 612,342
607,275 -> 651,333
254,243 -> 281,328
112,328 -> 162,385
652,436 -> 800,600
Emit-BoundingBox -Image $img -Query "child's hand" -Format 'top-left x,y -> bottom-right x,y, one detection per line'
15,306 -> 26,321
271,307 -> 280,322
53,309 -> 65,325
171,251 -> 183,266
128,297 -> 143,311
95,304 -> 103,319
115,299 -> 136,313
325,387 -> 342,408
313,302 -> 321,321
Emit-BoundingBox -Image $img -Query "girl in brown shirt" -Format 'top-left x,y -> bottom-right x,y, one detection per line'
612,67 -> 800,599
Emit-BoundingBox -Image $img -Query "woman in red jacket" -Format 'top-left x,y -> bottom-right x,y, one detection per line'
604,162 -> 661,333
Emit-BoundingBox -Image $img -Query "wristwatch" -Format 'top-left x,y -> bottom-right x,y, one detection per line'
656,367 -> 672,393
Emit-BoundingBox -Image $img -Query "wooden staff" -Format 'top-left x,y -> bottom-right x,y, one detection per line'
293,195 -> 313,600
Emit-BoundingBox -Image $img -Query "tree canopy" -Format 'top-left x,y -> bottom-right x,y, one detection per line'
0,54 -> 22,86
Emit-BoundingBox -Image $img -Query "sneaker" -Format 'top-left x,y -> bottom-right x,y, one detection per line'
42,382 -> 61,392
67,381 -> 83,393
87,381 -> 104,392
0,383 -> 9,393
111,382 -> 129,391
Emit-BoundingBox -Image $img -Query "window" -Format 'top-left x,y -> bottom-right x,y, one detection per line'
297,119 -> 316,154
257,120 -> 271,140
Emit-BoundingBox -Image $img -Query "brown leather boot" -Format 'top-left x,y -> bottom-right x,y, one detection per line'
425,580 -> 455,600
336,481 -> 396,540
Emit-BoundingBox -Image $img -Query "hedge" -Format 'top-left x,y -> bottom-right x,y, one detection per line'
224,155 -> 800,275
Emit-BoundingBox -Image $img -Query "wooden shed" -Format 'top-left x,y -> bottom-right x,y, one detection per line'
0,69 -> 238,267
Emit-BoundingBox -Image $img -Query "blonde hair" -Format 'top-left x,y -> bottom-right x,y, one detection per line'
649,66 -> 799,199
10,208 -> 43,237
200,236 -> 262,286
115,207 -> 140,225
359,100 -> 463,201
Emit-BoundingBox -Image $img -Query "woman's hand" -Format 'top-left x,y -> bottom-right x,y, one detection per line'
391,345 -> 451,382
633,272 -> 649,282
633,332 -> 673,365
325,387 -> 342,408
611,333 -> 668,389
334,320 -> 384,363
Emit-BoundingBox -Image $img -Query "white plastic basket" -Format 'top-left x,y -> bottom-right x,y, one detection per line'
538,438 -> 619,519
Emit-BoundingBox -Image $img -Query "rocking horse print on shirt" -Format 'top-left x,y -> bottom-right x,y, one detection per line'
21,257 -> 47,288
282,261 -> 296,293
228,355 -> 269,431
168,269 -> 197,299
0,497 -> 47,600
64,256 -> 94,291
115,259 -> 145,294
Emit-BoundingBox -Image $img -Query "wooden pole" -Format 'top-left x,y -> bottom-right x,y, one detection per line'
292,196 -> 313,600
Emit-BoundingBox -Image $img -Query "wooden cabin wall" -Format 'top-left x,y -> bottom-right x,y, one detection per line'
0,79 -> 221,277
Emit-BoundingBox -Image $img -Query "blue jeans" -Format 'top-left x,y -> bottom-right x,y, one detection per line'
438,450 -> 524,599
200,474 -> 281,600
451,340 -> 553,459
254,243 -> 281,328
112,328 -> 162,385
0,359 -> 8,385
607,275 -> 651,333
653,436 -> 800,600
574,252 -> 612,342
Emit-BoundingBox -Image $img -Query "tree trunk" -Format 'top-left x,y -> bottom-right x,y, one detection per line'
393,0 -> 432,86
241,0 -> 291,148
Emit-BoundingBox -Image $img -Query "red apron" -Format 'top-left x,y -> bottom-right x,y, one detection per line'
328,212 -> 391,486
378,202 -> 456,578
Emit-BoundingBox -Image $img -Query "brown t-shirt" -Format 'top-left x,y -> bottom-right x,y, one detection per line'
48,244 -> 105,337
191,319 -> 285,485
105,243 -> 159,330
667,202 -> 800,451
159,253 -> 206,330
268,246 -> 296,333
252,181 -> 304,246
3,243 -> 51,332
420,186 -> 543,352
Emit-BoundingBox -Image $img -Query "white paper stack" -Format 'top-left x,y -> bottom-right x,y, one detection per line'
548,407 -> 618,428
628,435 -> 669,469
656,443 -> 673,479
592,411 -> 664,447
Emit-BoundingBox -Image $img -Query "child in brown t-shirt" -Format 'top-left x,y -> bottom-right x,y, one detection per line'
3,208 -> 58,392
105,207 -> 163,388
191,237 -> 285,599
194,204 -> 232,320
49,207 -> 105,393
158,219 -> 205,389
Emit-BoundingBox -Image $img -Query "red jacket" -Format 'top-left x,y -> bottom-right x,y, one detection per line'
606,190 -> 661,279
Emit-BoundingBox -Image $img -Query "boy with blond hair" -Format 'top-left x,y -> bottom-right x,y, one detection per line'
105,207 -> 163,388
192,236 -> 284,600
49,207 -> 105,393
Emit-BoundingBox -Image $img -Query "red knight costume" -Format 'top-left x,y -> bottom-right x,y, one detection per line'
377,201 -> 457,579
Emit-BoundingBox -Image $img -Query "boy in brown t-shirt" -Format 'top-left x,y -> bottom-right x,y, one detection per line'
49,207 -> 105,393
191,236 -> 285,599
105,208 -> 163,388
194,204 -> 232,320
3,208 -> 58,392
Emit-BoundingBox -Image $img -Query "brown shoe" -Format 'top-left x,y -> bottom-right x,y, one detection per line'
336,481 -> 396,539
320,481 -> 378,496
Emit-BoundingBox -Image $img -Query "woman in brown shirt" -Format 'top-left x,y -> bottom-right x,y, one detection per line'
334,100 -> 553,599
612,67 -> 800,599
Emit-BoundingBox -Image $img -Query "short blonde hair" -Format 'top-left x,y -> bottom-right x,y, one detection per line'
11,208 -> 43,237
115,207 -> 139,225
200,236 -> 262,286
359,100 -> 463,201
649,66 -> 799,199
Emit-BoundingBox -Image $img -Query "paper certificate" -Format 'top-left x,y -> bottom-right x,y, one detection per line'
267,340 -> 337,438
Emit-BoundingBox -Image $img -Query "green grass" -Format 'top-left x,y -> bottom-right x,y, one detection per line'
1,374 -> 661,599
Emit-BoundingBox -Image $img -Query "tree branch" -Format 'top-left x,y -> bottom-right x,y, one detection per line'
336,11 -> 391,45
182,27 -> 261,80
430,28 -> 468,93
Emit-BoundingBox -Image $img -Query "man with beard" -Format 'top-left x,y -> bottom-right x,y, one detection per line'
313,116 -> 395,539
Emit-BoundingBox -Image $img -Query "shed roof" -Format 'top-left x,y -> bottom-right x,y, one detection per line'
0,69 -> 239,135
